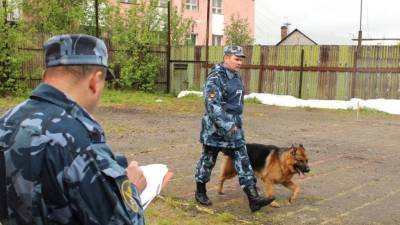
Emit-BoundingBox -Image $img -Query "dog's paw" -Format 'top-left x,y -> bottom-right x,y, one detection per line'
218,191 -> 225,195
270,201 -> 280,208
288,197 -> 295,204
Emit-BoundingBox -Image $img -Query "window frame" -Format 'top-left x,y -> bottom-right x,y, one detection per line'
212,0 -> 223,14
186,33 -> 197,46
159,0 -> 168,8
185,0 -> 198,11
212,35 -> 223,46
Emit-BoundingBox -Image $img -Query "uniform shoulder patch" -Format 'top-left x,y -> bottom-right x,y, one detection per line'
121,179 -> 140,213
207,88 -> 217,99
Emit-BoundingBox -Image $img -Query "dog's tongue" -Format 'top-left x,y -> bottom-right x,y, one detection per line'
299,171 -> 305,179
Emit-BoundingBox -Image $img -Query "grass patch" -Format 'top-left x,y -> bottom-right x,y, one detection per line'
145,196 -> 257,225
100,89 -> 203,113
357,107 -> 391,115
335,107 -> 392,116
0,93 -> 30,110
244,97 -> 262,105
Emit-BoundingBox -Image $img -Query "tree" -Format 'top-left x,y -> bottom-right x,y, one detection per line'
104,0 -> 164,92
224,14 -> 254,46
0,0 -> 28,96
22,0 -> 109,36
162,5 -> 193,46
104,0 -> 192,92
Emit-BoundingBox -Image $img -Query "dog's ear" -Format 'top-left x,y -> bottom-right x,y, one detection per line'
299,143 -> 304,148
290,145 -> 297,155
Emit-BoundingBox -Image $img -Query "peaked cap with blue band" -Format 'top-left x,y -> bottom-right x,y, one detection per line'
44,34 -> 114,80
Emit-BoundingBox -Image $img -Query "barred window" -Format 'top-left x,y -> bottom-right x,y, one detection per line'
212,0 -> 222,14
186,0 -> 198,11
186,33 -> 197,46
212,35 -> 223,46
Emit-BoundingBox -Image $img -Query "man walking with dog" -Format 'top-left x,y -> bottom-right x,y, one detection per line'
194,45 -> 275,212
0,34 -> 147,224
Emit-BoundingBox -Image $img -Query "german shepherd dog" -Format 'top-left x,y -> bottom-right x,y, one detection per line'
218,143 -> 310,208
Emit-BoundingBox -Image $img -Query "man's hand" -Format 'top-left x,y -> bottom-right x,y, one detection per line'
229,125 -> 238,133
126,161 -> 147,192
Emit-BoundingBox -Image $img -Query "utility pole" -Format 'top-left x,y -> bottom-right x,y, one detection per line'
357,0 -> 363,48
205,0 -> 210,76
166,0 -> 171,93
95,0 -> 99,37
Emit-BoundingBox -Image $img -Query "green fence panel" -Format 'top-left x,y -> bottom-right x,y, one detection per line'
302,72 -> 319,99
335,72 -> 351,100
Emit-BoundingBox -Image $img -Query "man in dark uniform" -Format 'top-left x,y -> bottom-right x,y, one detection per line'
194,45 -> 274,212
0,34 -> 146,224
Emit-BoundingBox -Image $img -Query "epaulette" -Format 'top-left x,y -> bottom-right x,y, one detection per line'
208,64 -> 227,79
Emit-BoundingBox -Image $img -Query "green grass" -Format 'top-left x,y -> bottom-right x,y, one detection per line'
1,89 -> 394,117
0,88 -> 31,110
101,89 -> 262,111
334,107 -> 392,116
145,196 -> 257,225
100,89 -> 203,113
244,97 -> 262,105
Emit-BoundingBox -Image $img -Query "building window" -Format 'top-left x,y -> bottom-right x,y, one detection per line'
120,0 -> 136,4
212,35 -> 223,46
187,33 -> 197,46
185,0 -> 197,11
159,0 -> 168,8
212,0 -> 223,14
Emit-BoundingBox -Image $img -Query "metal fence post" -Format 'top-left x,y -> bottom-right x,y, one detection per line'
298,49 -> 304,99
166,1 -> 171,93
258,51 -> 264,93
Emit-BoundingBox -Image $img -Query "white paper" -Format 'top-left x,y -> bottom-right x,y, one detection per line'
140,164 -> 168,209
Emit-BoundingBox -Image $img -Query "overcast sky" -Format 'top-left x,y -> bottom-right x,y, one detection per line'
255,0 -> 400,45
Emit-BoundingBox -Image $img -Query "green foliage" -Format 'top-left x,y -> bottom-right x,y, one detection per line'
104,1 -> 192,91
22,0 -> 108,35
224,14 -> 254,46
162,5 -> 193,46
0,0 -> 29,96
0,0 -> 193,94
105,0 -> 163,92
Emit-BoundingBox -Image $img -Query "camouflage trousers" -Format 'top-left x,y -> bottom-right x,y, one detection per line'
195,144 -> 257,188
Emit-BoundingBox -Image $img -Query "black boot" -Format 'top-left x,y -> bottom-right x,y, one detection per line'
195,182 -> 212,206
244,186 -> 275,212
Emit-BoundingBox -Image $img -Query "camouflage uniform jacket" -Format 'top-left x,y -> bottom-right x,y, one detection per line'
200,64 -> 246,148
0,84 -> 145,225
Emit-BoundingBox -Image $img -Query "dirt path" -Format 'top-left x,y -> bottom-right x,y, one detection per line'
97,105 -> 400,225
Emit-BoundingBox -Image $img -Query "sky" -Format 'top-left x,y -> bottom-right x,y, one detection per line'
254,0 -> 400,45
178,91 -> 400,115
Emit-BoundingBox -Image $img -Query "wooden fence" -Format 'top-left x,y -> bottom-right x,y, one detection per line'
17,37 -> 169,92
170,45 -> 400,100
16,43 -> 400,100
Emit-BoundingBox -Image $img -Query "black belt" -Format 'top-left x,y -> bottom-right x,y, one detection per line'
0,146 -> 8,220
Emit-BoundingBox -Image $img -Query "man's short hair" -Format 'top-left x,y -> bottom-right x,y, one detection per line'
43,65 -> 107,82
63,65 -> 107,78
